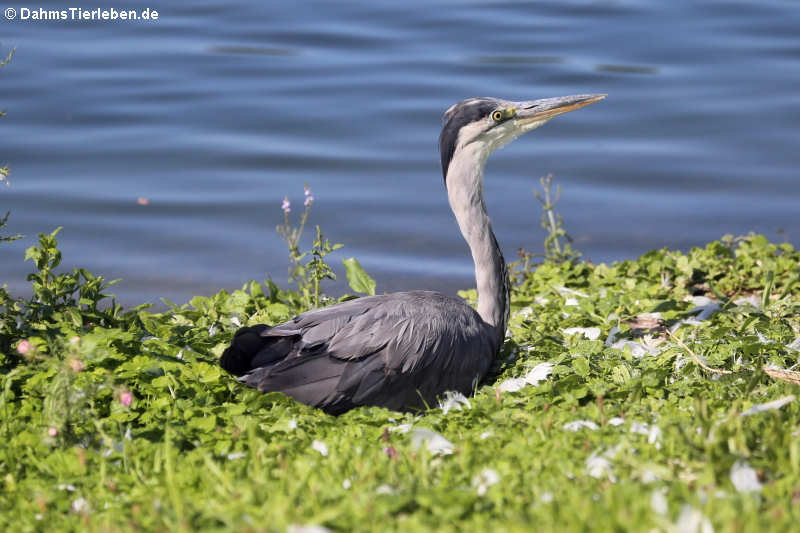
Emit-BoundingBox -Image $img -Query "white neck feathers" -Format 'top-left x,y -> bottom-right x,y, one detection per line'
445,141 -> 509,334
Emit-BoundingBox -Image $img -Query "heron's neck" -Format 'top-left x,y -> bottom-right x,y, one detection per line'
446,144 -> 510,340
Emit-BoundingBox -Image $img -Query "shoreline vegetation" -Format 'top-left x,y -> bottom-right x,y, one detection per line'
1,217 -> 799,531
4,52 -> 800,532
0,47 -> 13,189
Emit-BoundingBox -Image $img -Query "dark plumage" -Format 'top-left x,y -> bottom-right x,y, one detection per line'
221,292 -> 497,414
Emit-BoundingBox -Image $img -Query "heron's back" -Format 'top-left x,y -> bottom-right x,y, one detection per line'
221,291 -> 499,413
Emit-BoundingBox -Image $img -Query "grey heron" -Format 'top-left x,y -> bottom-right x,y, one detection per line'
220,94 -> 606,414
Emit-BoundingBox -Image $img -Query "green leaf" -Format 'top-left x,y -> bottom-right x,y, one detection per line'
188,415 -> 217,432
573,356 -> 590,377
151,376 -> 171,388
24,246 -> 37,262
197,363 -> 222,383
676,254 -> 692,276
762,270 -> 774,309
65,308 -> 83,328
343,257 -> 376,296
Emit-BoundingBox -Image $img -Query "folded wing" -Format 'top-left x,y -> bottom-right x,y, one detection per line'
237,291 -> 497,414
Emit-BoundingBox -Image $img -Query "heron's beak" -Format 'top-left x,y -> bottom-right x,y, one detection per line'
515,94 -> 606,124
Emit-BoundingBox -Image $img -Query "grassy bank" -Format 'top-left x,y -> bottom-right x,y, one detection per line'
1,231 -> 799,532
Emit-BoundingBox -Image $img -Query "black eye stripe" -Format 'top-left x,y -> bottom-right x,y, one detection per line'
439,99 -> 520,184
439,99 -> 497,184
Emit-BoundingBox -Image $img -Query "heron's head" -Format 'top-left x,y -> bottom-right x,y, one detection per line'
439,94 -> 606,183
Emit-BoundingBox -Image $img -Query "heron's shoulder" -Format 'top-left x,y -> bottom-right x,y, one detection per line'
290,290 -> 479,326
383,290 -> 478,315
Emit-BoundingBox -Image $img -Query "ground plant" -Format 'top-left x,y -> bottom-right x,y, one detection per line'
1,172 -> 799,531
1,47 -> 13,187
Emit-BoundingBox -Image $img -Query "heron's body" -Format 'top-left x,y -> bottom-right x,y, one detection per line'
226,291 -> 497,414
220,93 -> 605,413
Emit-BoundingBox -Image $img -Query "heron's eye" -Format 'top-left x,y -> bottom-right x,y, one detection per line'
491,110 -> 504,122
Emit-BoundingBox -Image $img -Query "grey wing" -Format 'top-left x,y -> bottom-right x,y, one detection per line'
239,291 -> 497,414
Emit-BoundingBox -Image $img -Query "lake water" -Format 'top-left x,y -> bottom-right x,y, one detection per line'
2,1 -> 799,307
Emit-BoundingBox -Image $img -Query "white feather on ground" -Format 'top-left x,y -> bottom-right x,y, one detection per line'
438,390 -> 471,414
411,428 -> 454,455
740,395 -> 795,416
311,440 -> 328,457
472,468 -> 500,496
563,420 -> 599,431
585,454 -> 616,482
497,362 -> 554,393
562,327 -> 602,341
673,505 -> 714,533
630,422 -> 662,447
730,461 -> 762,493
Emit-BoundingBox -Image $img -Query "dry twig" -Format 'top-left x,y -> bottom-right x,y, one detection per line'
667,329 -> 800,386
762,366 -> 800,386
666,329 -> 733,375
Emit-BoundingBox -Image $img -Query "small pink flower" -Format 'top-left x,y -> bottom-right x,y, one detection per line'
304,195 -> 314,207
304,185 -> 311,197
68,359 -> 85,373
48,427 -> 58,437
281,197 -> 291,214
17,340 -> 31,355
120,391 -> 133,407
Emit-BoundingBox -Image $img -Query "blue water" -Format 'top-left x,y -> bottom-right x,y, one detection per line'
2,1 -> 799,306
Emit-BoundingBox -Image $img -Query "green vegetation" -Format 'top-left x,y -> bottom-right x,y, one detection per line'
1,47 -> 21,245
534,173 -> 582,264
1,47 -> 13,187
275,184 -> 374,310
4,40 -> 797,532
1,210 -> 799,531
0,211 -> 22,244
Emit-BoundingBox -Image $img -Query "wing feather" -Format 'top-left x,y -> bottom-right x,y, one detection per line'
240,291 -> 498,413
